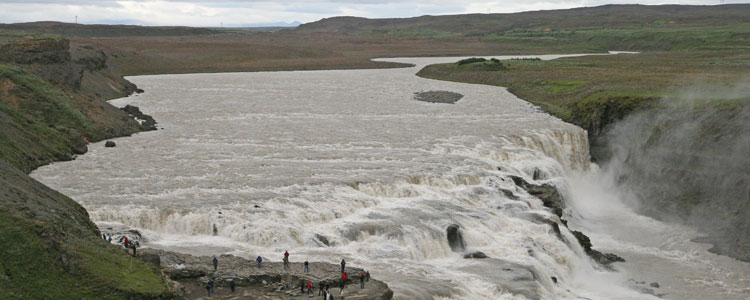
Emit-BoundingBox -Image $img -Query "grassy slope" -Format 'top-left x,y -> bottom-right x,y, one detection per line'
0,160 -> 172,299
417,50 -> 750,149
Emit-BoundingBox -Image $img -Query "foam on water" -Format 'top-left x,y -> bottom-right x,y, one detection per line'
31,55 -> 748,299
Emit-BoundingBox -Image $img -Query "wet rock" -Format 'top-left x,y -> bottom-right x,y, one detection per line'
315,234 -> 330,246
135,88 -> 145,93
446,224 -> 466,252
551,276 -> 558,284
460,258 -> 541,300
413,91 -> 463,104
138,252 -> 161,266
571,230 -> 625,267
121,105 -> 157,131
463,251 -> 488,259
104,141 -> 116,147
650,282 -> 660,288
509,175 -> 564,217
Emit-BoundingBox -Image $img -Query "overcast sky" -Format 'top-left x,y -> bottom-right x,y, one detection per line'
0,0 -> 745,27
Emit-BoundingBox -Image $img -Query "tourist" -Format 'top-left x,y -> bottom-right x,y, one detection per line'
340,272 -> 347,290
300,279 -> 306,293
205,280 -> 214,296
340,287 -> 346,300
213,256 -> 218,270
359,271 -> 365,289
307,280 -> 313,295
107,236 -> 112,243
229,279 -> 235,293
131,242 -> 137,257
283,255 -> 290,270
256,256 -> 263,267
304,260 -> 309,272
319,280 -> 326,296
340,259 -> 346,273
365,270 -> 370,282
124,236 -> 129,248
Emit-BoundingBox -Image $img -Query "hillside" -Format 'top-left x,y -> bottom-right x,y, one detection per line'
0,159 -> 174,299
299,4 -> 750,35
0,21 -> 219,37
0,37 -> 155,173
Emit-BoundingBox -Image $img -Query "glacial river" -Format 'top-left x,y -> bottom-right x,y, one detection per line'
32,55 -> 749,299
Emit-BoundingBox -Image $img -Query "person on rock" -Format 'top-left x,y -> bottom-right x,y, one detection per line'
340,259 -> 346,273
124,236 -> 129,248
131,242 -> 138,257
359,271 -> 365,289
307,280 -> 313,295
340,272 -> 347,290
107,236 -> 112,243
229,279 -> 236,293
256,255 -> 263,267
304,260 -> 309,272
205,280 -> 214,296
365,270 -> 370,282
283,255 -> 290,270
212,256 -> 218,270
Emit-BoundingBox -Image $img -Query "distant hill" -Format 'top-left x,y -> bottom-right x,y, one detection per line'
297,4 -> 750,36
0,21 -> 220,37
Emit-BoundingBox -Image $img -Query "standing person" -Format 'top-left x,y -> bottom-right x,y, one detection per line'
124,236 -> 129,248
340,272 -> 347,290
283,255 -> 290,270
205,280 -> 214,296
340,259 -> 346,273
284,250 -> 290,259
307,280 -> 313,295
319,280 -> 325,296
256,256 -> 263,268
107,236 -> 112,243
131,242 -> 137,257
340,287 -> 345,300
359,271 -> 365,289
304,260 -> 309,273
300,279 -> 306,293
229,279 -> 235,293
212,256 -> 218,271
365,270 -> 370,282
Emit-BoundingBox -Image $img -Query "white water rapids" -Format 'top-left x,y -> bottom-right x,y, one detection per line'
32,55 -> 749,299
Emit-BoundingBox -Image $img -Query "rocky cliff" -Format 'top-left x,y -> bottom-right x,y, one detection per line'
0,37 -> 154,173
0,37 -> 168,298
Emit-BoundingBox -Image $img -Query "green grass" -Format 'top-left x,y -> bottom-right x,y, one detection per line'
0,160 -> 174,300
416,50 -> 750,145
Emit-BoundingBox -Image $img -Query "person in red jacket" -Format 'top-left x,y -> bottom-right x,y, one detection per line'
307,280 -> 313,295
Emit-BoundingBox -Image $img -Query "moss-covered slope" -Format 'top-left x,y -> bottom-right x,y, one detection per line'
0,160 -> 174,299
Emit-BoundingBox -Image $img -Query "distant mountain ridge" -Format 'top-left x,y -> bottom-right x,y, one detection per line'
297,4 -> 750,35
0,21 -> 219,37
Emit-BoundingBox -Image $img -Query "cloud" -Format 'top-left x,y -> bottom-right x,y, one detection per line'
0,0 -> 745,27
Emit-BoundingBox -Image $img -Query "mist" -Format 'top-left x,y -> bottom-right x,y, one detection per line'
599,80 -> 750,261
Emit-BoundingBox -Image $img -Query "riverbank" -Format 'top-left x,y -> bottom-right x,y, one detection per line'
139,249 -> 393,300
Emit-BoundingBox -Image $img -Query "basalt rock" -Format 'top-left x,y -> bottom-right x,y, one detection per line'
446,224 -> 466,252
121,105 -> 157,131
104,141 -> 116,147
509,175 -> 564,217
463,251 -> 488,259
571,230 -> 625,267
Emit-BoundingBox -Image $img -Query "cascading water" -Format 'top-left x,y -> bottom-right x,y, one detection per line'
30,55 -> 747,299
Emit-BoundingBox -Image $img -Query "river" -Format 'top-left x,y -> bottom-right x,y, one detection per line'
31,55 -> 749,299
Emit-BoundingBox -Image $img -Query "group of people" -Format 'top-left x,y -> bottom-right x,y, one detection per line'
102,233 -> 139,257
204,250 -> 371,298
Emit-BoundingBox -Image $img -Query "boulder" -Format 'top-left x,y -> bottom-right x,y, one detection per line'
446,224 -> 466,252
508,175 -> 564,217
571,230 -> 625,266
138,252 -> 161,266
463,251 -> 488,259
104,141 -> 116,147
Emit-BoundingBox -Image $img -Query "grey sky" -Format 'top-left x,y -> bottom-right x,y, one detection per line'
0,0 -> 745,27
